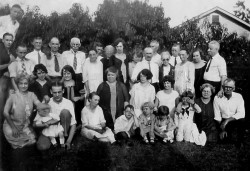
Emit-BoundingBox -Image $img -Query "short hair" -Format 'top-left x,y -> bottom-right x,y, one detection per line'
104,45 -> 115,52
15,73 -> 30,85
3,32 -> 13,39
161,51 -> 171,57
33,36 -> 43,42
132,48 -> 143,58
162,75 -> 175,87
137,69 -> 153,81
180,48 -> 189,55
172,43 -> 181,49
94,42 -> 103,48
105,66 -> 118,76
50,37 -> 60,43
200,83 -> 215,94
33,64 -> 48,77
114,38 -> 125,47
88,48 -> 97,54
70,37 -> 80,44
16,43 -> 27,50
88,92 -> 99,102
192,48 -> 204,60
223,78 -> 235,86
11,4 -> 22,10
150,40 -> 159,49
141,101 -> 154,110
61,65 -> 76,81
124,104 -> 134,111
51,81 -> 63,89
180,90 -> 194,100
144,47 -> 153,53
209,40 -> 220,50
157,106 -> 170,116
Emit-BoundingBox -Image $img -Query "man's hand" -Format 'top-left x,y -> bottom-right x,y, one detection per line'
220,119 -> 229,131
65,141 -> 71,150
217,89 -> 224,98
12,126 -> 20,138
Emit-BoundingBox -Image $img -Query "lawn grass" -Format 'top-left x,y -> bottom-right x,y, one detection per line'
2,130 -> 250,171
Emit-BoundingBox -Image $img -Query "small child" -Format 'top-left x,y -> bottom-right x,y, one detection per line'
114,105 -> 140,145
175,91 -> 201,142
154,106 -> 176,143
138,102 -> 155,144
34,103 -> 65,147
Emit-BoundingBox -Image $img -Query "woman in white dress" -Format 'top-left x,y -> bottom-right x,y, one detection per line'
130,69 -> 155,117
82,49 -> 103,97
81,92 -> 116,143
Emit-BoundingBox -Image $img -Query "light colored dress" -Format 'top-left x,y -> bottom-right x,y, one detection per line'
34,113 -> 64,137
174,61 -> 195,95
156,90 -> 179,117
82,59 -> 103,93
3,92 -> 38,149
81,105 -> 115,143
130,83 -> 155,117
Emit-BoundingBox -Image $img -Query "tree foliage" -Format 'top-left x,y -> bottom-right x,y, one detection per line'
234,0 -> 250,23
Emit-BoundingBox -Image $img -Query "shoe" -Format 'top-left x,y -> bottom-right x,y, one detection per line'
144,139 -> 149,144
169,139 -> 174,143
150,139 -> 155,144
163,138 -> 168,144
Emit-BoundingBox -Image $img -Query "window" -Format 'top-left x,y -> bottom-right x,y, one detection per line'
212,15 -> 220,25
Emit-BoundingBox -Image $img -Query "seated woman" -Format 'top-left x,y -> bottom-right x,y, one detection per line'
3,73 -> 40,149
29,64 -> 51,103
81,92 -> 116,144
194,83 -> 218,142
114,104 -> 140,145
130,69 -> 155,117
61,65 -> 85,125
97,66 -> 129,130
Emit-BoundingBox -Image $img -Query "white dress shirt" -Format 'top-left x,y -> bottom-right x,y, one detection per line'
0,15 -> 19,39
49,98 -> 76,126
114,115 -> 138,137
169,56 -> 181,67
8,57 -> 34,77
46,52 -> 63,77
131,59 -> 159,83
203,53 -> 227,82
214,92 -> 245,122
25,50 -> 47,65
62,49 -> 86,74
151,53 -> 162,66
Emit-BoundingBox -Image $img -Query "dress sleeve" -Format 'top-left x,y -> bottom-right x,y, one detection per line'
98,106 -> 106,123
81,107 -> 88,127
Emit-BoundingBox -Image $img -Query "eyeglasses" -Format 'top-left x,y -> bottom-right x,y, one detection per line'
223,86 -> 234,90
162,59 -> 170,61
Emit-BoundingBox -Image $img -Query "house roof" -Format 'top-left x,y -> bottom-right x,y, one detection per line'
176,6 -> 250,31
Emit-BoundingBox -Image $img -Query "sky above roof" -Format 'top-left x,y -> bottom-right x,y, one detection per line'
1,0 -> 249,27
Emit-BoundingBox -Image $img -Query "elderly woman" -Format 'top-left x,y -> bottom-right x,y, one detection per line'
192,48 -> 207,98
81,92 -> 116,143
130,69 -> 156,117
194,83 -> 217,142
97,66 -> 129,130
3,73 -> 40,149
82,49 -> 103,95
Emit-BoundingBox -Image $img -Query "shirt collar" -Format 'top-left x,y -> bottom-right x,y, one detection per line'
34,49 -> 42,53
16,57 -> 28,61
70,49 -> 78,54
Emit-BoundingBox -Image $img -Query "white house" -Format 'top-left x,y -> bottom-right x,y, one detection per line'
178,6 -> 250,40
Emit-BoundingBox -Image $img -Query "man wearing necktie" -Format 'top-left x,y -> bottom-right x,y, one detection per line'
203,40 -> 227,96
169,43 -> 182,67
131,47 -> 159,92
26,37 -> 47,65
46,37 -> 63,82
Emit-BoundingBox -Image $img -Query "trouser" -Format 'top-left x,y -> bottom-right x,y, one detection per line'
36,109 -> 72,150
115,127 -> 141,142
176,119 -> 193,142
217,118 -> 245,143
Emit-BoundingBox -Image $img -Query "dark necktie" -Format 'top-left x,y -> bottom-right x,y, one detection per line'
21,59 -> 26,73
205,57 -> 213,72
54,54 -> 60,72
174,57 -> 177,67
38,51 -> 41,64
73,53 -> 77,70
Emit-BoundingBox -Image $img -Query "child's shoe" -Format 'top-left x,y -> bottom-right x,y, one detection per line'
150,138 -> 155,144
169,139 -> 174,143
163,138 -> 168,144
144,137 -> 149,144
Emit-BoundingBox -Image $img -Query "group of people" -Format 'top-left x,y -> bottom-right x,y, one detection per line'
0,5 -> 246,163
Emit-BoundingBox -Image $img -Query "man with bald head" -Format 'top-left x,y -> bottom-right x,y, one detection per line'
101,45 -> 123,81
46,37 -> 63,82
131,47 -> 159,91
204,40 -> 227,95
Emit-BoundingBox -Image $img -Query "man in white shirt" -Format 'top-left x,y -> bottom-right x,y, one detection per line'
36,81 -> 76,150
46,37 -> 63,82
0,4 -> 22,40
214,78 -> 245,147
169,43 -> 182,67
131,47 -> 159,92
204,40 -> 227,95
25,37 -> 47,65
62,37 -> 86,89
150,40 -> 162,66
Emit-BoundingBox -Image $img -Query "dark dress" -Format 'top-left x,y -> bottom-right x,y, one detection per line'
194,64 -> 206,98
97,81 -> 129,130
194,98 -> 217,142
28,81 -> 51,102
